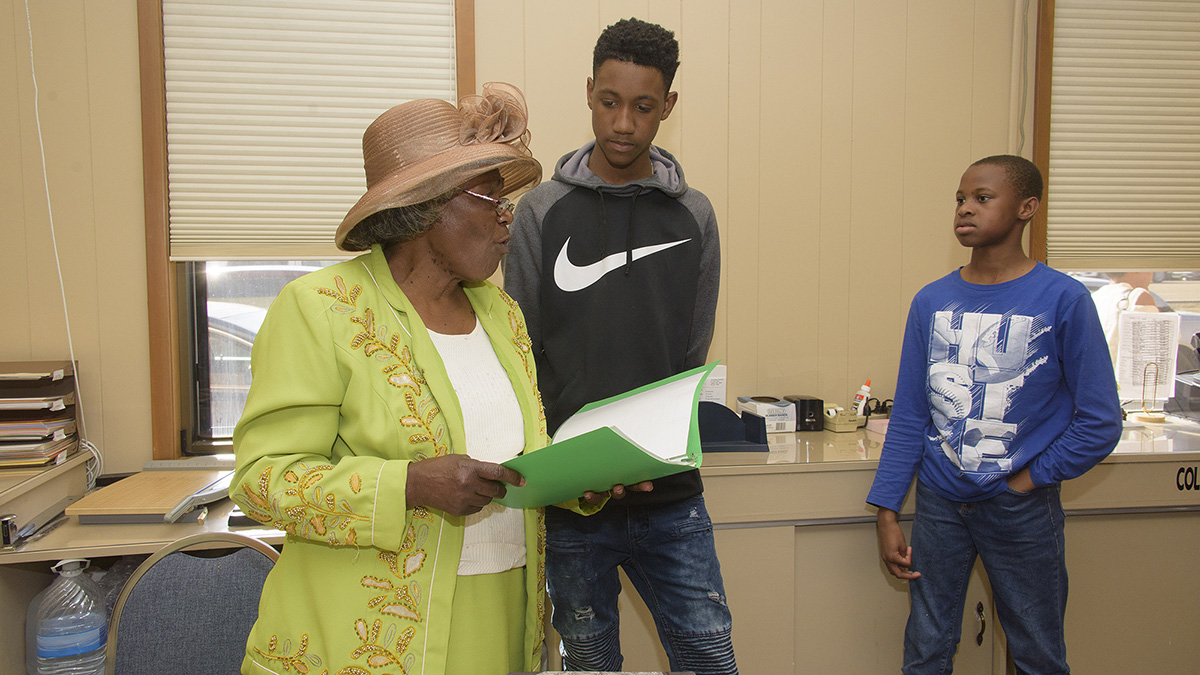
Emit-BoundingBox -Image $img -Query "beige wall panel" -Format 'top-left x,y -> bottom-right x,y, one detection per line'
677,0 -> 731,364
723,0 -> 762,405
890,2 -> 978,394
473,0 -> 526,90
21,2 -> 104,447
4,0 -> 149,474
16,2 -> 71,363
1,1 -> 33,355
528,2 -> 601,171
815,2 -> 855,406
600,0 -> 653,32
83,1 -> 152,472
844,0 -> 908,407
755,1 -> 824,400
639,0 -> 681,156
971,0 -> 1020,159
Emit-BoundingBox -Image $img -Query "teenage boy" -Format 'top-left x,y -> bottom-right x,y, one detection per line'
504,17 -> 735,675
867,155 -> 1122,674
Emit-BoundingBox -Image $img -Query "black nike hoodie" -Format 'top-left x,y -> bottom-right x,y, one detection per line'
504,141 -> 720,507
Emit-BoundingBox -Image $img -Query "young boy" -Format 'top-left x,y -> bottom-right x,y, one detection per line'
504,17 -> 736,675
867,155 -> 1122,674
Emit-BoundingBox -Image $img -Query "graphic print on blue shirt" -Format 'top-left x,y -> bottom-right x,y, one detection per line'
867,263 -> 1121,512
927,306 -> 1051,475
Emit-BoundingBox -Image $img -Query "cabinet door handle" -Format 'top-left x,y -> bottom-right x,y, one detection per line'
974,601 -> 986,646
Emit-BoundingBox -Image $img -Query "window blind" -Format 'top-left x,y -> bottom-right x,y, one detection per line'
162,0 -> 457,260
1047,0 -> 1200,270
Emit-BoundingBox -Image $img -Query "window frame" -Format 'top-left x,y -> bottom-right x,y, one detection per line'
136,0 -> 476,458
1031,0 -> 1200,270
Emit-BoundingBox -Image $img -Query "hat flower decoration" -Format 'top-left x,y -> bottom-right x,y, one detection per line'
458,84 -> 530,148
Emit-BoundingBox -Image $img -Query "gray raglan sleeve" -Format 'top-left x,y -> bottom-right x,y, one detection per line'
680,189 -> 721,369
502,186 -> 550,350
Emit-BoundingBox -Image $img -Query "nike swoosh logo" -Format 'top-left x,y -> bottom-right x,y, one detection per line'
553,236 -> 692,292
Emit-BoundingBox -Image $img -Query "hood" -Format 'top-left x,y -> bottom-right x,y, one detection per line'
552,140 -> 688,198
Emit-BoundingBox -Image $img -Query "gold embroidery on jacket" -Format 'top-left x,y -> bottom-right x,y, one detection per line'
316,275 -> 445,669
252,632 -> 319,673
283,463 -> 368,544
497,290 -> 550,653
343,304 -> 449,460
499,290 -> 547,436
316,275 -> 361,311
236,465 -> 365,546
350,619 -> 416,672
361,502 -> 432,623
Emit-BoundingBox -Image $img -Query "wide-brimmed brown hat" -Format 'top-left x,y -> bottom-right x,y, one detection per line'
336,82 -> 543,250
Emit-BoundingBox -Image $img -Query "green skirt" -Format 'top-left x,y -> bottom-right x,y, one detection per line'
445,566 -> 528,674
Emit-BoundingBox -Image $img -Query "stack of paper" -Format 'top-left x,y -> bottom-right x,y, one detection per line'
0,362 -> 79,468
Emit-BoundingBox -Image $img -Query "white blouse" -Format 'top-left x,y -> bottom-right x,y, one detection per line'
428,317 -> 526,575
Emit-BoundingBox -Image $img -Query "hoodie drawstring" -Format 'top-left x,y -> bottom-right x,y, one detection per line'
624,189 -> 640,275
597,190 -> 609,261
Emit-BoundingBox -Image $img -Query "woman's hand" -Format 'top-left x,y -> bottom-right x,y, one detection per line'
582,481 -> 654,505
405,454 -> 525,516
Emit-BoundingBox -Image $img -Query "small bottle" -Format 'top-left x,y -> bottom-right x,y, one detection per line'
32,559 -> 107,675
852,379 -> 872,416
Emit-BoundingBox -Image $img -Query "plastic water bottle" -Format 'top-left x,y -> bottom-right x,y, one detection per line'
25,586 -> 48,675
31,559 -> 107,675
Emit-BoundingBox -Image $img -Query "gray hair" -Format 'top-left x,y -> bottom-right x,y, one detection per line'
340,191 -> 457,251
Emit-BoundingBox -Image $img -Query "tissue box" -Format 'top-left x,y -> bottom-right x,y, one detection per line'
736,396 -> 796,433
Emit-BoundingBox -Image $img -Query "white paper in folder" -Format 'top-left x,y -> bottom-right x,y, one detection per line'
1117,312 -> 1180,400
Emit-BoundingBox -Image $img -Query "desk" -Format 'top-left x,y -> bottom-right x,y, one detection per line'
0,499 -> 282,672
3,423 -> 1199,675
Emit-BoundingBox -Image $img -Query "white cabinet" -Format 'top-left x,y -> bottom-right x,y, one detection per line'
605,426 -> 1200,674
614,520 -> 999,675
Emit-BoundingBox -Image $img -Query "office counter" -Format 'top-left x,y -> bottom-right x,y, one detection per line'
3,422 -> 1199,674
615,421 -> 1200,675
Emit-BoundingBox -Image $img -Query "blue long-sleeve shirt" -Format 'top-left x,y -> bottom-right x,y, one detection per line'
867,263 -> 1122,513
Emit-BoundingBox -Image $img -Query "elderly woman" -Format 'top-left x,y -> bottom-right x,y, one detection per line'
231,83 -> 572,675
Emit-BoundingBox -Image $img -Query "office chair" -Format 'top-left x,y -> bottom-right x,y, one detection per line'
105,531 -> 278,674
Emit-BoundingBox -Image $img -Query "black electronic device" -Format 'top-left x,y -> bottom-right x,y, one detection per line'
785,395 -> 825,431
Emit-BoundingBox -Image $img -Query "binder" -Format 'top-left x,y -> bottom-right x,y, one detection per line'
494,363 -> 716,509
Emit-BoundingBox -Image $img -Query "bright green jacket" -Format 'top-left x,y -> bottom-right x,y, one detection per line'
232,245 -> 551,674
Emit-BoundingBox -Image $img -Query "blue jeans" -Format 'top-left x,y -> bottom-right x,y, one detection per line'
904,480 -> 1070,675
545,495 -> 738,675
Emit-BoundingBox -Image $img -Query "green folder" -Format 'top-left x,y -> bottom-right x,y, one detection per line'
495,363 -> 718,509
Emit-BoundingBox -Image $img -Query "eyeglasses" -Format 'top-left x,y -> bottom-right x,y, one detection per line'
458,188 -> 514,217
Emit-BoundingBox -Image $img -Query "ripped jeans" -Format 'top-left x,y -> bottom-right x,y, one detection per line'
545,495 -> 738,675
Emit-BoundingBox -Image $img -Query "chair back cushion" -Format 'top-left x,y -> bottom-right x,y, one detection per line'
112,546 -> 274,674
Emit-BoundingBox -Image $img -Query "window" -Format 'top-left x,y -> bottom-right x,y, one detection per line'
1031,1 -> 1200,419
139,0 -> 474,455
189,260 -> 339,441
1032,0 -> 1200,270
